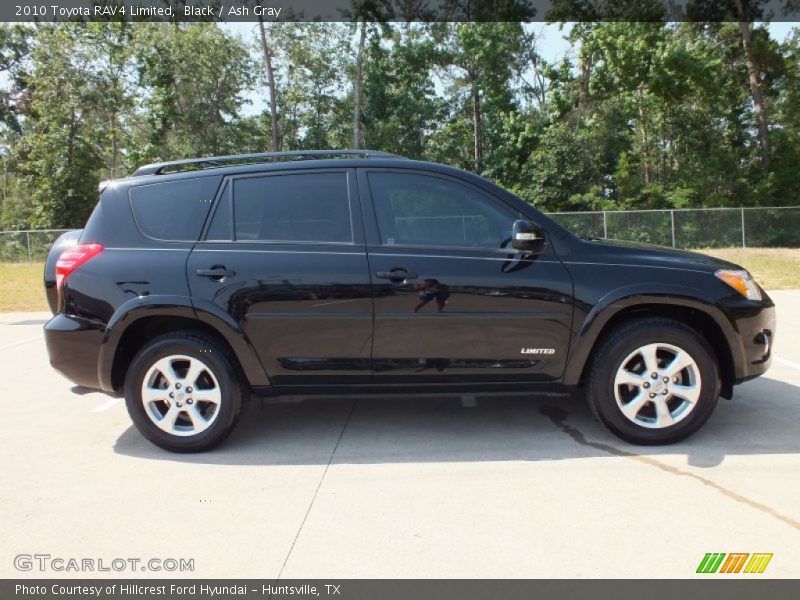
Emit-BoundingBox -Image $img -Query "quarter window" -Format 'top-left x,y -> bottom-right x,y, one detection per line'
367,172 -> 514,249
233,172 -> 352,243
129,176 -> 221,242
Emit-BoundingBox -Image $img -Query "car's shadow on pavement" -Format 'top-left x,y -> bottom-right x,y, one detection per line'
113,376 -> 800,469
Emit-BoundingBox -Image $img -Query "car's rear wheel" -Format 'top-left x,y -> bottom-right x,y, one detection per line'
124,331 -> 246,452
586,318 -> 720,445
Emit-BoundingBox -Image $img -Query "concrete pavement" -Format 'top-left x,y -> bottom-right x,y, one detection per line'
1,293 -> 799,579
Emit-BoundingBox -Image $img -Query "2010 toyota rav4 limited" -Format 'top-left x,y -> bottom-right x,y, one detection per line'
42,150 -> 775,452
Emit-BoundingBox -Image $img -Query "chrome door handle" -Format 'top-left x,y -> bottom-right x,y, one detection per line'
377,270 -> 418,282
196,266 -> 236,280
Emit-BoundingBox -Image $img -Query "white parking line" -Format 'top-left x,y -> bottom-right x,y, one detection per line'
0,335 -> 43,350
91,398 -> 123,413
774,356 -> 800,371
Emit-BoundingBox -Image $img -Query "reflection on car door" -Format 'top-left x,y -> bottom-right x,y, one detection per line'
187,168 -> 374,385
359,168 -> 574,384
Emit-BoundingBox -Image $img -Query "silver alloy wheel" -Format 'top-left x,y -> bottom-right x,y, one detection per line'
141,354 -> 222,437
613,342 -> 702,429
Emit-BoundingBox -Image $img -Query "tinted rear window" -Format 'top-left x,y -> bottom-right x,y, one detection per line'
129,176 -> 222,241
232,172 -> 352,243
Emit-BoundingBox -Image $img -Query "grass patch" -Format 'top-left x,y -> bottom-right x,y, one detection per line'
0,262 -> 48,312
697,247 -> 800,290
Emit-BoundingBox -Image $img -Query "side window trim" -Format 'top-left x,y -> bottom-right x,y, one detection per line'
359,168 -> 520,252
200,180 -> 233,242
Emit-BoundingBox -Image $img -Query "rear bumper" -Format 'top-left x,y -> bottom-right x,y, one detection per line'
44,314 -> 105,390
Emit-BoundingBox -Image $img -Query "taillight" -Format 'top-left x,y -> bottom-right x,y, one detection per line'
55,243 -> 104,291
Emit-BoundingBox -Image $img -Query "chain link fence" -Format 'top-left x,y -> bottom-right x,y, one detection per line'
0,229 -> 71,262
0,207 -> 798,262
546,206 -> 800,249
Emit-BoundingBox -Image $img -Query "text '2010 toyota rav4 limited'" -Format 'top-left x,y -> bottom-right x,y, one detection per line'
43,150 -> 775,452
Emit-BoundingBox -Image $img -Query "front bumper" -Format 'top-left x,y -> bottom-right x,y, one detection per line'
731,299 -> 775,383
44,314 -> 104,390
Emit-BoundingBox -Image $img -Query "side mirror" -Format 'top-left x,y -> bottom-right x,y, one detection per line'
512,220 -> 545,252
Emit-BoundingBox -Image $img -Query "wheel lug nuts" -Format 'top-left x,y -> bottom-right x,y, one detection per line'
651,373 -> 658,379
643,382 -> 650,389
169,392 -> 174,398
649,393 -> 656,398
187,399 -> 193,404
661,390 -> 668,395
176,402 -> 182,407
187,387 -> 193,393
175,383 -> 182,389
663,377 -> 669,383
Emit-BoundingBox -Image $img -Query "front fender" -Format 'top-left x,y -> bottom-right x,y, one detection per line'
97,295 -> 270,392
562,283 -> 742,386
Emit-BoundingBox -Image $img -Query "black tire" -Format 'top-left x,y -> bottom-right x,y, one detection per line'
124,330 -> 247,452
586,317 -> 720,445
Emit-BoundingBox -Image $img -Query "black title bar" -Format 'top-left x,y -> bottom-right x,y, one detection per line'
4,579 -> 800,600
2,0 -> 800,22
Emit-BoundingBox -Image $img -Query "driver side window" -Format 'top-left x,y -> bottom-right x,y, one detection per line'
367,172 -> 514,249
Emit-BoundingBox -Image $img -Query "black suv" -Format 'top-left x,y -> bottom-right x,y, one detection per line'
43,150 -> 775,452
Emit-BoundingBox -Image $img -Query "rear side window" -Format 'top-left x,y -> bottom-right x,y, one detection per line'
232,172 -> 352,243
129,176 -> 221,241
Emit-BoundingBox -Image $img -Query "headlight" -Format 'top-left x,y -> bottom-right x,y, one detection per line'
715,269 -> 762,300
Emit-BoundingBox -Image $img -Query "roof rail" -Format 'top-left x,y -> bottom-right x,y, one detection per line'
131,149 -> 405,176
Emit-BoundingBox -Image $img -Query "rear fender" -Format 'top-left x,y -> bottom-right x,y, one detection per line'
97,295 -> 269,392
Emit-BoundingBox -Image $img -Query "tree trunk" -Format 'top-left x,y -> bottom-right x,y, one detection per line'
353,17 -> 367,150
637,86 -> 652,184
257,11 -> 279,152
110,112 -> 117,179
471,76 -> 482,173
578,56 -> 590,112
735,1 -> 770,167
66,110 -> 77,224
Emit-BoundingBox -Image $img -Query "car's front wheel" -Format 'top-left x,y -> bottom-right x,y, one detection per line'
586,318 -> 720,445
124,331 -> 246,452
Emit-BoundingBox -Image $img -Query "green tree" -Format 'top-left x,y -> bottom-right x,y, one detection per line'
0,24 -> 33,228
346,1 -> 393,149
436,22 -> 526,173
11,25 -> 105,228
132,23 -> 257,164
0,24 -> 32,135
362,23 -> 442,158
270,23 -> 352,150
